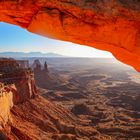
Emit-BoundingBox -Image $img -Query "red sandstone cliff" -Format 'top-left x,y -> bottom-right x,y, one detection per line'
0,83 -> 13,132
0,58 -> 111,139
0,0 -> 140,71
0,58 -> 37,138
0,59 -> 37,104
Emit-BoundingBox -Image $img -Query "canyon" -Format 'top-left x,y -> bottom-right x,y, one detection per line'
0,0 -> 140,71
38,57 -> 140,139
0,0 -> 140,139
0,57 -> 140,139
0,58 -> 110,139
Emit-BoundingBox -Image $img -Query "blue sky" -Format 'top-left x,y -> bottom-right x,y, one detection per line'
0,22 -> 113,57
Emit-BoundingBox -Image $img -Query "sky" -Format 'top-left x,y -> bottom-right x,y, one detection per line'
0,22 -> 113,58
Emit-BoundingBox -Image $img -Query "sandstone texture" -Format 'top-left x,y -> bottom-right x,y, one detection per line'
0,58 -> 37,134
0,58 -> 37,104
0,83 -> 13,130
0,0 -> 140,70
0,58 -> 111,140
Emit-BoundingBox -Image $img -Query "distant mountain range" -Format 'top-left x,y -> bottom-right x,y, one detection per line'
0,52 -> 65,58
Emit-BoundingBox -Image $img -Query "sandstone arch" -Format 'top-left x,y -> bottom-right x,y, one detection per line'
0,0 -> 140,71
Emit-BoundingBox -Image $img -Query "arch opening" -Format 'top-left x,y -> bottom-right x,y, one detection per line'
0,0 -> 140,71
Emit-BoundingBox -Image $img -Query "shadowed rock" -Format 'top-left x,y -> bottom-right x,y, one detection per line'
0,131 -> 7,140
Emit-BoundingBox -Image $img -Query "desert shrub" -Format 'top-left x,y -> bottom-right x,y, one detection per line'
71,103 -> 92,115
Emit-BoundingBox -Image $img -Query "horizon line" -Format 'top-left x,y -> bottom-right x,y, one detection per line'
0,51 -> 114,58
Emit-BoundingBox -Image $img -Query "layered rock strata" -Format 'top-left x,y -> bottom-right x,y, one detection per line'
0,58 -> 37,135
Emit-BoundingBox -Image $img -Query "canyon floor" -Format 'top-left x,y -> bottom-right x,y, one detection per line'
37,58 -> 140,140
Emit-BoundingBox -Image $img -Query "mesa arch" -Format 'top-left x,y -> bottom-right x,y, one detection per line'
0,0 -> 140,71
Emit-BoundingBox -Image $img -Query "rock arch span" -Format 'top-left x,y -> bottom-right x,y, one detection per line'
0,0 -> 140,71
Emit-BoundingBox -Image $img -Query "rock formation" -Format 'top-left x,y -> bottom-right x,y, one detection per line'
0,82 -> 13,132
0,0 -> 140,71
33,59 -> 60,89
0,58 -> 37,104
0,58 -> 37,135
0,58 -> 111,139
31,59 -> 42,70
